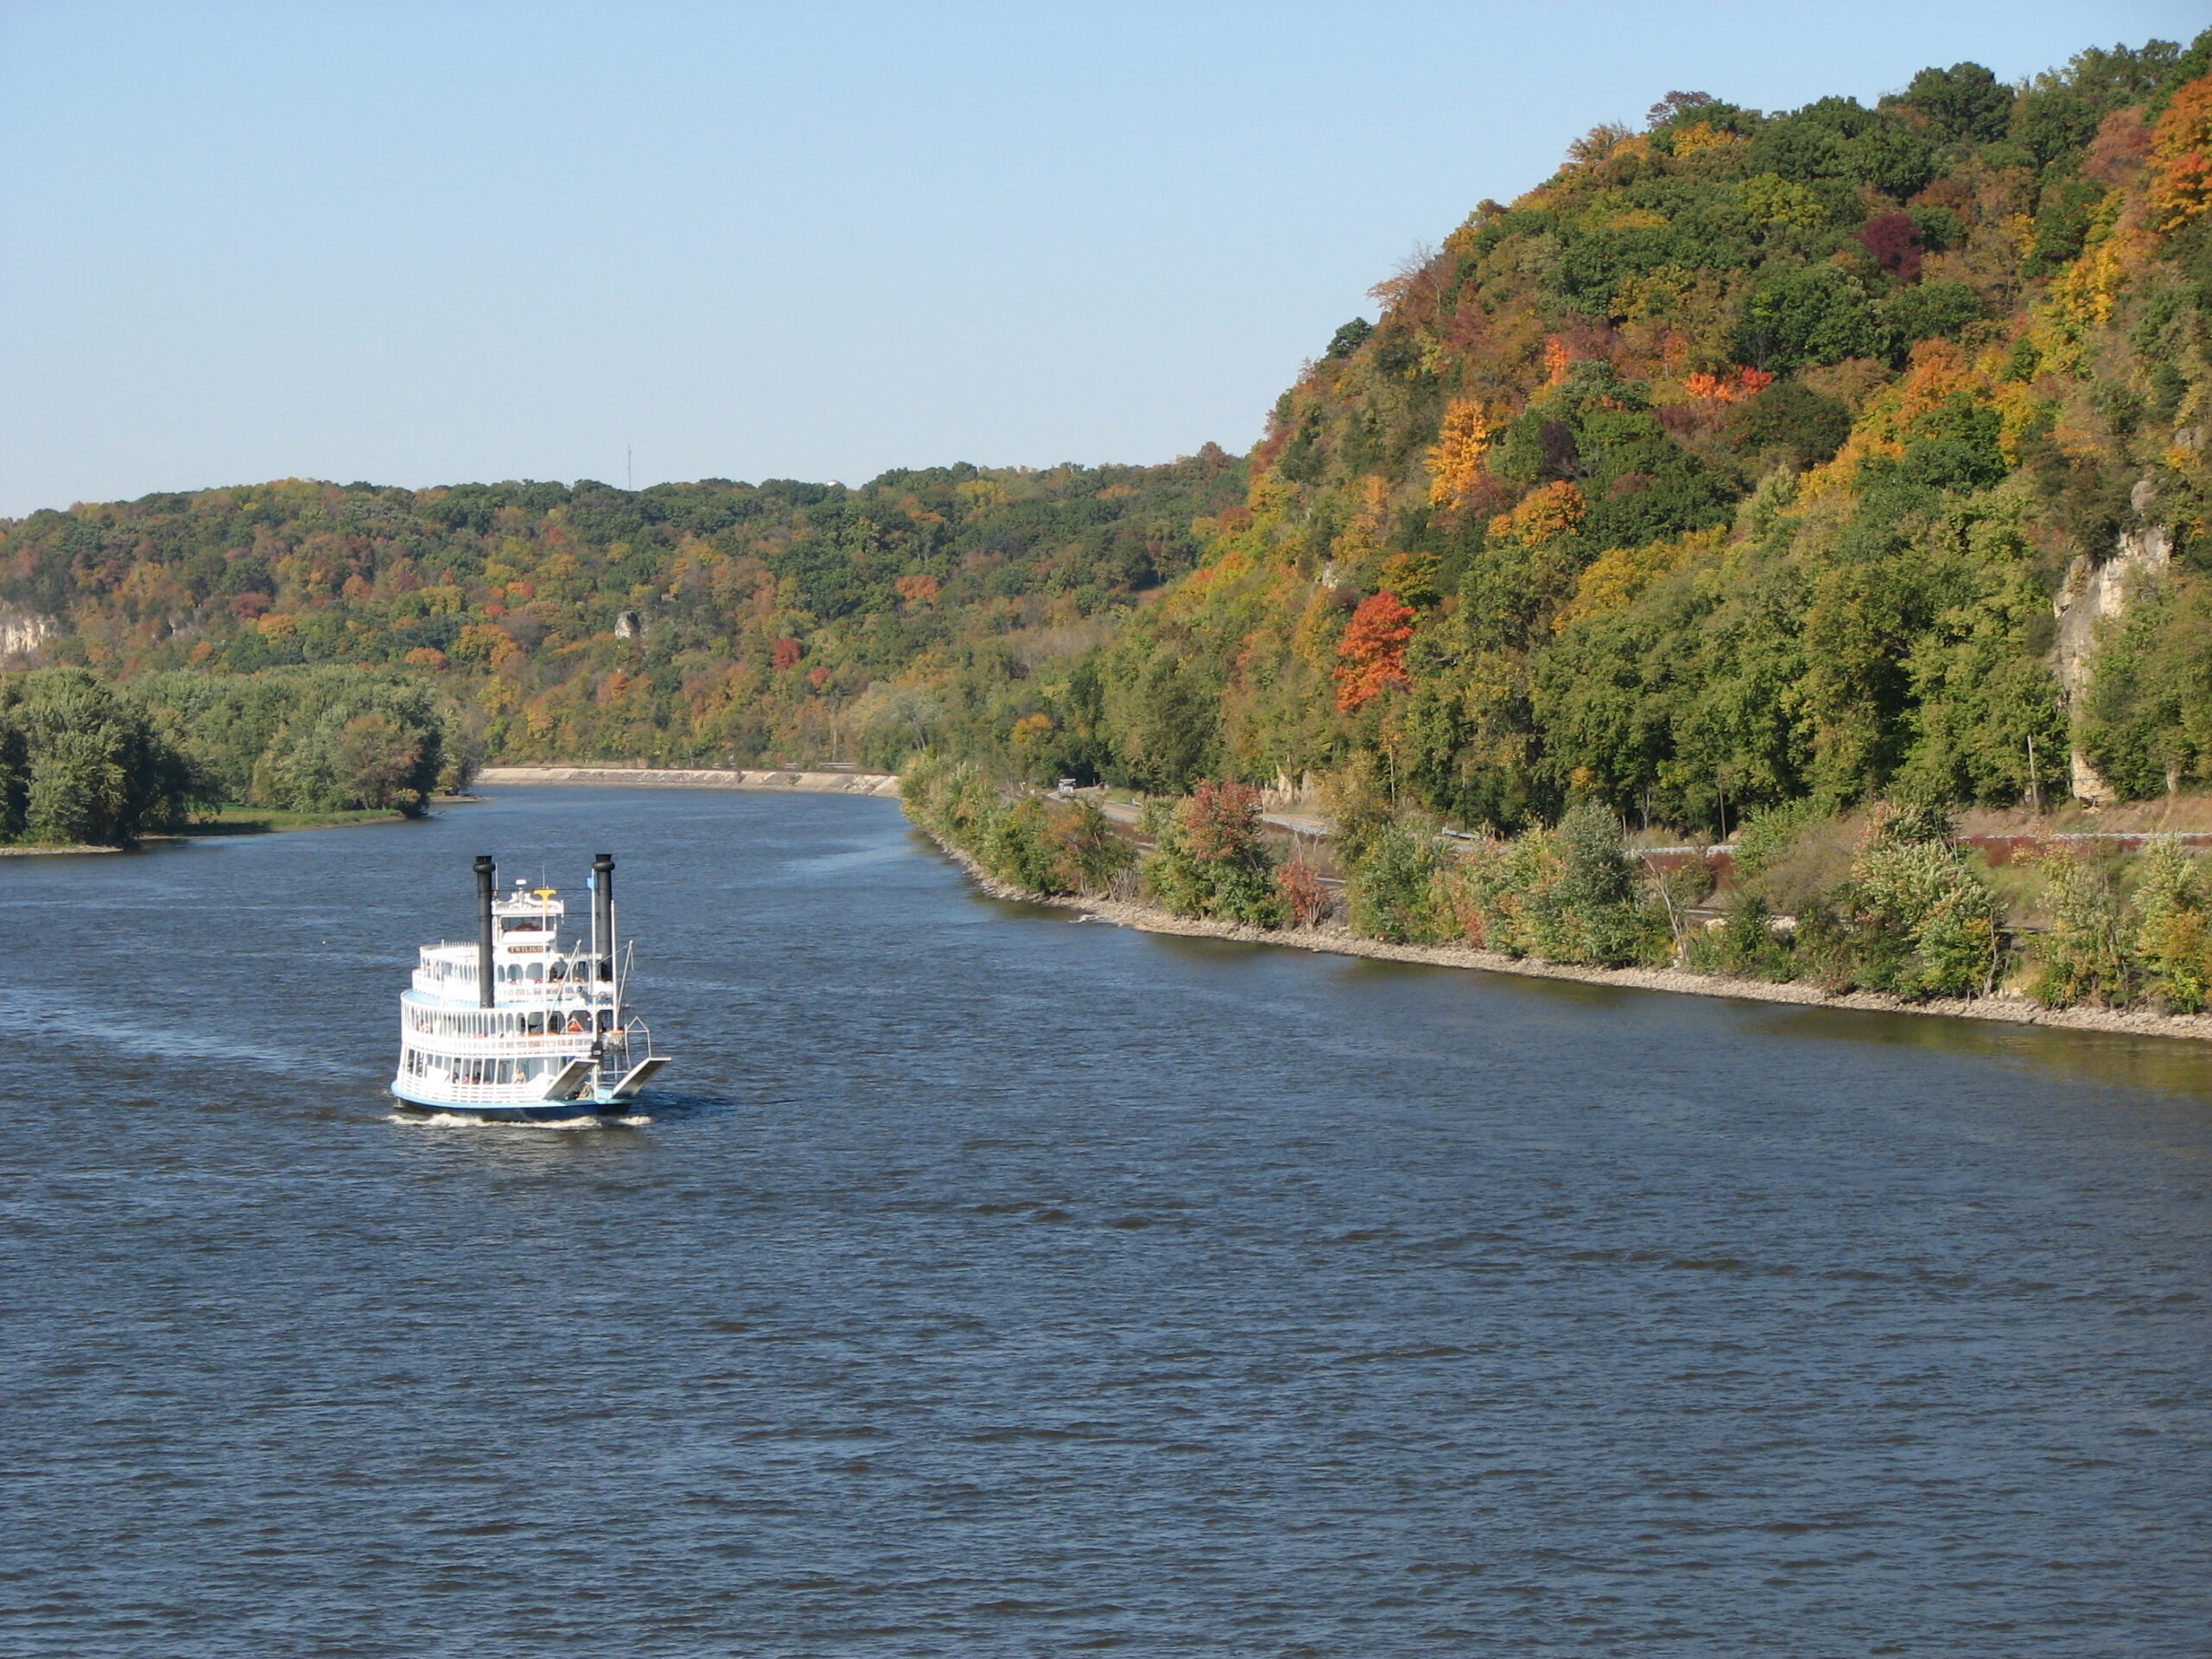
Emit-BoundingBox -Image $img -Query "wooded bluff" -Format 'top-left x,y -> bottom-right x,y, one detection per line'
5,35 -> 2212,847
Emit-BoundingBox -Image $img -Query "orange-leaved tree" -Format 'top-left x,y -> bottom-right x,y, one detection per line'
1487,480 -> 1587,550
1334,590 -> 1415,712
1426,399 -> 1495,506
2151,74 -> 2212,232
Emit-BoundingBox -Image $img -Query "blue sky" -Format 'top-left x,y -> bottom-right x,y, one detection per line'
2,1 -> 2203,517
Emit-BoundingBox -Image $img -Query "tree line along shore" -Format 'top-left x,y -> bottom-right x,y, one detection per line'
899,755 -> 2212,1030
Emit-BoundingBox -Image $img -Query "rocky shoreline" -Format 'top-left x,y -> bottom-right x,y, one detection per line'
921,830 -> 2212,1048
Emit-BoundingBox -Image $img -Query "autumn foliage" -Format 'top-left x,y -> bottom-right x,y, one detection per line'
1485,480 -> 1587,550
1275,857 -> 1330,926
1333,590 -> 1415,712
2151,75 -> 2212,229
12,35 -> 2212,848
1852,211 -> 1924,280
1425,399 -> 1495,506
1681,367 -> 1776,402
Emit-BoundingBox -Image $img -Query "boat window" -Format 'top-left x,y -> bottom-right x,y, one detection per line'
596,1009 -> 612,1031
528,963 -> 543,982
550,961 -> 568,981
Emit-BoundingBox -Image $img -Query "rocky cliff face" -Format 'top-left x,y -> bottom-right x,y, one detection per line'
0,611 -> 57,661
2057,478 -> 2174,804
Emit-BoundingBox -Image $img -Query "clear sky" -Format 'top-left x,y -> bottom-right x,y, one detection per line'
2,1 -> 2203,518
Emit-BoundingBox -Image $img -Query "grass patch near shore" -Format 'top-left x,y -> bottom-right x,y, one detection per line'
180,804 -> 416,836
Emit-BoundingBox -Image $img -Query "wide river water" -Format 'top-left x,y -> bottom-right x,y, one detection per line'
3,785 -> 2208,1656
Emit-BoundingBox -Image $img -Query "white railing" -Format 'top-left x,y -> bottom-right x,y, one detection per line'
409,972 -> 615,1001
401,1027 -> 632,1058
401,1073 -> 573,1104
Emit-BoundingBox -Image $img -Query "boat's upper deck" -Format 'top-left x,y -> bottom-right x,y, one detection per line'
411,881 -> 617,1005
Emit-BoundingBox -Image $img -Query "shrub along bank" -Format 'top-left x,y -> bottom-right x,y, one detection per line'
900,755 -> 1135,899
904,759 -> 2212,1019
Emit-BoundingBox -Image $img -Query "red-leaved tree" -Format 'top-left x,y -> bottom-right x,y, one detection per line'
1182,779 -> 1266,863
1334,591 -> 1416,713
1276,857 -> 1329,926
1853,212 -> 1923,282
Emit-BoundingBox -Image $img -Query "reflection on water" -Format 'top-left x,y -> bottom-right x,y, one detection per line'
0,786 -> 2206,1658
1751,996 -> 2212,1100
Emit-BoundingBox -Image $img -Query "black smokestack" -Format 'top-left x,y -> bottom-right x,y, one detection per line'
475,855 -> 496,1009
593,853 -> 614,986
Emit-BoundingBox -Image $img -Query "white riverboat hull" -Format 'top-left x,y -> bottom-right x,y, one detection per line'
389,1081 -> 642,1122
389,1066 -> 663,1122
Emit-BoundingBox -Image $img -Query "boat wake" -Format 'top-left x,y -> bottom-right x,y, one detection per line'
387,1111 -> 651,1131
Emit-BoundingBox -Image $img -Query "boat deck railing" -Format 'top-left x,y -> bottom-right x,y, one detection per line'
403,1028 -> 637,1060
407,972 -> 617,1001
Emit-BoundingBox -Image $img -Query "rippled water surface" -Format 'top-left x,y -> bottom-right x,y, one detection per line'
3,785 -> 2209,1656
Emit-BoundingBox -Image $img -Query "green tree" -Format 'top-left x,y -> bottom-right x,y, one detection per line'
1897,62 -> 2014,145
0,669 -> 199,845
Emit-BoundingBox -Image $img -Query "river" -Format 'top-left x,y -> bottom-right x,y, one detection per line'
2,785 -> 2207,1656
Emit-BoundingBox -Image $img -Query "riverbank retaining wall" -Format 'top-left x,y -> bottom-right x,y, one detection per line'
476,766 -> 900,796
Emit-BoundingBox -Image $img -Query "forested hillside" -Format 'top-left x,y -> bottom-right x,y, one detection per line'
1052,36 -> 2212,830
0,456 -> 1243,772
6,32 -> 2212,842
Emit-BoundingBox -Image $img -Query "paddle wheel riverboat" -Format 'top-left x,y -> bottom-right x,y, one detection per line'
391,853 -> 670,1121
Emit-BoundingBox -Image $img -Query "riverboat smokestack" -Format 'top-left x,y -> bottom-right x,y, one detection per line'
592,853 -> 614,984
475,855 -> 496,1008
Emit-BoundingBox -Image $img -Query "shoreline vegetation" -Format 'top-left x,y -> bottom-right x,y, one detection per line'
0,664 -> 467,851
900,754 -> 2212,1046
924,823 -> 2212,1046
